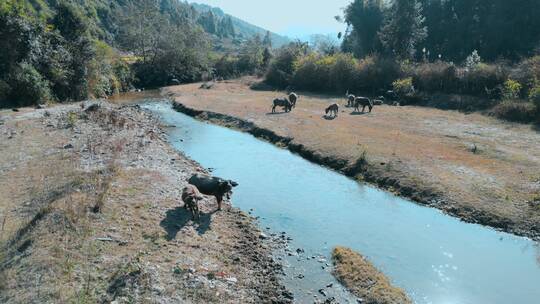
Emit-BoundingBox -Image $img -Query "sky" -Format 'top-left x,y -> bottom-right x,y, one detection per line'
191,0 -> 351,40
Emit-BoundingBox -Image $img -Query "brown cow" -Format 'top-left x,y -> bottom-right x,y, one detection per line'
182,184 -> 203,220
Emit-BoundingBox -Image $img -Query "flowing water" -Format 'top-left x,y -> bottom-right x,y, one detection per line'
145,101 -> 540,304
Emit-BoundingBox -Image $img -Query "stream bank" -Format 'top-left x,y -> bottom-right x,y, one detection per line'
172,101 -> 539,240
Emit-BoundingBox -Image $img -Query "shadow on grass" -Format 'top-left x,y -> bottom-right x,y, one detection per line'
350,111 -> 369,116
161,207 -> 212,240
323,115 -> 337,120
266,111 -> 290,115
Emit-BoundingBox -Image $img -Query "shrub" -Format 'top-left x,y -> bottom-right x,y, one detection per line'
512,56 -> 540,93
465,50 -> 482,70
530,86 -> 540,115
412,62 -> 458,93
0,80 -> 10,102
355,55 -> 400,93
491,100 -> 537,123
502,79 -> 522,100
392,77 -> 414,97
329,53 -> 357,93
88,41 -> 133,98
292,54 -> 333,92
265,42 -> 309,88
8,62 -> 52,106
460,63 -> 508,96
214,54 -> 240,79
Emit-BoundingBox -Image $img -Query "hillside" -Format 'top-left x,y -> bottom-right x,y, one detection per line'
190,2 -> 290,48
0,0 -> 290,107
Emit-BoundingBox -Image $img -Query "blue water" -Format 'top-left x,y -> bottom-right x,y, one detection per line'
145,102 -> 540,304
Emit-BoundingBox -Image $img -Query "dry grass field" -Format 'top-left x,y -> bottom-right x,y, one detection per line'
0,101 -> 290,303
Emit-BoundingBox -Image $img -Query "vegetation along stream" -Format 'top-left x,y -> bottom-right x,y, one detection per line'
145,101 -> 540,304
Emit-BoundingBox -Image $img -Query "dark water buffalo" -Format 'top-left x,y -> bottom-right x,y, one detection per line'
182,184 -> 202,220
325,103 -> 339,117
354,96 -> 373,113
272,98 -> 292,113
188,174 -> 238,210
288,92 -> 299,108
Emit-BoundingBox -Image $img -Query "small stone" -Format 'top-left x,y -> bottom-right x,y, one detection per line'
63,143 -> 74,149
318,289 -> 326,297
225,277 -> 237,284
259,233 -> 268,239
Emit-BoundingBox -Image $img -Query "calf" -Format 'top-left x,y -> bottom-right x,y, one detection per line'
325,103 -> 339,118
272,98 -> 292,113
182,184 -> 202,220
188,174 -> 238,210
354,96 -> 373,113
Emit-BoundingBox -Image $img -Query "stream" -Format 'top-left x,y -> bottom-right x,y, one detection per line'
144,101 -> 540,304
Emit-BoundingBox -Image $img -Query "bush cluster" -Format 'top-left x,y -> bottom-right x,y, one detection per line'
0,2 -> 131,107
264,46 -> 540,123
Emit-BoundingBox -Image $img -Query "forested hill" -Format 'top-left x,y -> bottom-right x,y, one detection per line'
0,0 -> 286,107
191,3 -> 290,48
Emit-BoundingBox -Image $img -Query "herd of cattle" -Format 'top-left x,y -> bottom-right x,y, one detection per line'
272,91 -> 397,118
181,90 -> 400,219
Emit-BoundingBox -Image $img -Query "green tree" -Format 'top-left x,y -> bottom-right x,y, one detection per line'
117,0 -> 166,64
199,10 -> 217,34
379,0 -> 427,59
263,30 -> 272,48
238,34 -> 265,73
342,0 -> 384,57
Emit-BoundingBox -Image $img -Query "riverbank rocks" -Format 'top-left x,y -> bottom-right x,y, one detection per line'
331,246 -> 411,304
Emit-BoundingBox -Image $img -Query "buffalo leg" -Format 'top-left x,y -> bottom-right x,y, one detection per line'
216,195 -> 222,210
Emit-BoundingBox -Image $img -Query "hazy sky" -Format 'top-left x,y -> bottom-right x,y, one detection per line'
191,1 -> 351,39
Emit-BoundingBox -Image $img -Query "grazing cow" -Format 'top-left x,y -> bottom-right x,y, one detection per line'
354,96 -> 373,113
288,92 -> 299,108
188,174 -> 238,210
182,184 -> 202,220
325,103 -> 339,118
272,98 -> 292,113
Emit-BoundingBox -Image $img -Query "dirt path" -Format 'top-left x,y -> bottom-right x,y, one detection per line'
0,101 -> 291,303
165,78 -> 540,240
